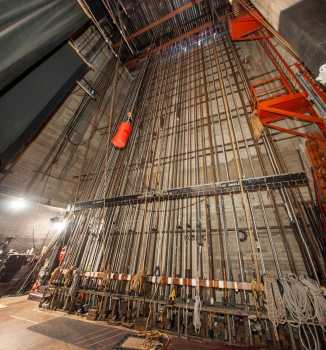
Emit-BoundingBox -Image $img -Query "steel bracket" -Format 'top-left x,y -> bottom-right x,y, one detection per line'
228,11 -> 263,41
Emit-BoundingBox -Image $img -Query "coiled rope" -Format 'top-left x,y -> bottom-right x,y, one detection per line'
300,277 -> 326,327
278,274 -> 326,350
262,273 -> 326,349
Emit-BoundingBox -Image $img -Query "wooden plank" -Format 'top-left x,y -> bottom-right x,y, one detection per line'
127,21 -> 213,68
112,0 -> 204,49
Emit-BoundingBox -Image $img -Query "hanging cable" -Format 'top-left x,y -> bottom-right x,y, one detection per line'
77,0 -> 117,58
101,0 -> 135,55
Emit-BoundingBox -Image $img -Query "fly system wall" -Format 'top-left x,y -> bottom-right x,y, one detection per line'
43,27 -> 326,348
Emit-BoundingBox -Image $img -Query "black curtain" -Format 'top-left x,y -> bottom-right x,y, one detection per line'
0,0 -> 87,91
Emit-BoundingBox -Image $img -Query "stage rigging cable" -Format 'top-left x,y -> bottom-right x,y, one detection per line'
26,5 -> 326,349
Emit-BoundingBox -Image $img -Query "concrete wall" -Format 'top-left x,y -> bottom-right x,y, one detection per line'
251,0 -> 326,75
0,27 -> 132,207
251,0 -> 302,30
0,194 -> 63,252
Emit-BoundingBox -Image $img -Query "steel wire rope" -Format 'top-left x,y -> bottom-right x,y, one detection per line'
77,0 -> 117,58
223,15 -> 324,348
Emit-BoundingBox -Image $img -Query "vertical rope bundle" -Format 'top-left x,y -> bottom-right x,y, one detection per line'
263,273 -> 286,340
193,294 -> 202,334
280,274 -> 314,324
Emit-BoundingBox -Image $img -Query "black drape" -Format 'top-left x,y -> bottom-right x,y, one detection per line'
0,0 -> 87,91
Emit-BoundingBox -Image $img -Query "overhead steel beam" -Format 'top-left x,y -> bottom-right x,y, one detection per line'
126,20 -> 213,69
113,0 -> 204,49
73,172 -> 307,211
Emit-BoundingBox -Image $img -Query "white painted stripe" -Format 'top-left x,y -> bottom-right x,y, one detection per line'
10,315 -> 37,324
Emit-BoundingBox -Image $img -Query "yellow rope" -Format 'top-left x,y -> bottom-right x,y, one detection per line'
251,279 -> 264,317
63,267 -> 74,288
138,330 -> 167,350
169,287 -> 176,302
49,267 -> 61,285
251,111 -> 264,140
130,270 -> 145,292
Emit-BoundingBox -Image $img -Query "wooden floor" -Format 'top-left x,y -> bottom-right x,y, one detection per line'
0,296 -> 130,350
0,297 -> 267,350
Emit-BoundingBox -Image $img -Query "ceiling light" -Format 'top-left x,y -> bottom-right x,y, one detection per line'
7,197 -> 29,211
53,220 -> 67,233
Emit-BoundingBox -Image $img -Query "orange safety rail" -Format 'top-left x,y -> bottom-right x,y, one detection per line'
228,11 -> 271,41
228,2 -> 326,144
253,39 -> 326,142
262,38 -> 304,93
251,76 -> 289,102
257,92 -> 326,141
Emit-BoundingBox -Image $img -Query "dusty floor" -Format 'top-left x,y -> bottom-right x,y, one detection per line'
0,296 -> 132,350
0,297 -> 269,350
